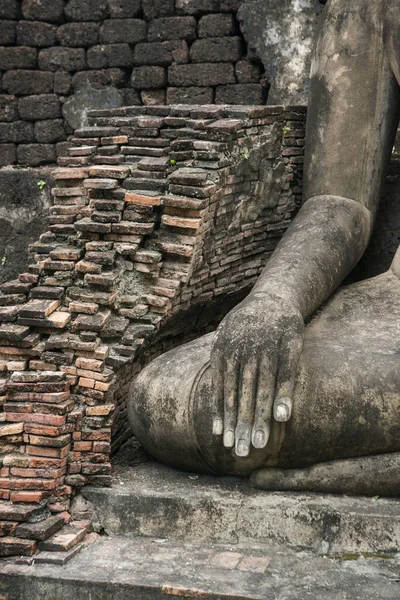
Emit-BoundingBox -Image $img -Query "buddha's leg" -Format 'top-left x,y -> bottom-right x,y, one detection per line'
251,255 -> 400,495
129,263 -> 400,484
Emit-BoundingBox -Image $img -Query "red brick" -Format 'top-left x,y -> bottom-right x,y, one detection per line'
24,424 -> 72,437
81,429 -> 111,441
10,491 -> 46,503
73,441 -> 92,451
10,466 -> 66,479
0,478 -> 56,490
6,412 -> 66,426
92,441 -> 111,453
27,444 -> 71,458
28,457 -> 67,469
28,433 -> 70,448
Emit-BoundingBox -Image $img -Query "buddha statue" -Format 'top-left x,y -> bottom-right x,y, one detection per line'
128,0 -> 400,496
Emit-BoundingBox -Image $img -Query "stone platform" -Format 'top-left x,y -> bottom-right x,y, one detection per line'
1,531 -> 399,599
1,462 -> 400,599
82,462 -> 400,556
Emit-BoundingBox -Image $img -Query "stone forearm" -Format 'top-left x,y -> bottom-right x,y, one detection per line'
251,195 -> 373,319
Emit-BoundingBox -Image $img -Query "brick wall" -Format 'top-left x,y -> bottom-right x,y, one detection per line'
0,0 -> 267,168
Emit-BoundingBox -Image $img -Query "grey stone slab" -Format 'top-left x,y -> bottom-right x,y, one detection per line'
238,0 -> 323,104
81,462 -> 400,556
0,534 -> 399,600
34,543 -> 84,565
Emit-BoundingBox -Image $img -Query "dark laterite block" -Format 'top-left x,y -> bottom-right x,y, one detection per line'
2,70 -> 54,95
101,19 -> 147,44
39,47 -> 87,72
16,21 -> 57,47
131,66 -> 167,89
57,23 -> 100,47
190,37 -> 243,63
21,0 -> 64,23
64,0 -> 110,22
148,17 -> 196,42
18,94 -> 61,121
168,63 -> 236,87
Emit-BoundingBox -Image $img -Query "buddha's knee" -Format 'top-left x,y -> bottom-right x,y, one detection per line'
127,333 -> 217,473
127,332 -> 280,476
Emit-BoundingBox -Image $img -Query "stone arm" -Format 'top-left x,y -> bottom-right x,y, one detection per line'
210,194 -> 373,458
250,195 -> 372,319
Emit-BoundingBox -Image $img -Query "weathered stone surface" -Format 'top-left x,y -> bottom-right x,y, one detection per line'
168,63 -> 235,87
1,531 -> 400,598
101,19 -> 147,44
2,70 -> 54,95
0,537 -> 37,557
0,0 -> 18,20
134,40 -> 188,66
0,168 -> 52,283
148,17 -> 196,42
215,83 -> 266,105
198,13 -> 237,38
83,462 -> 400,555
0,95 -> 18,122
0,500 -> 44,522
17,21 -> 57,47
109,0 -> 141,18
62,85 -> 123,130
57,23 -> 100,47
238,0 -> 323,104
21,0 -> 64,23
0,121 -> 34,144
39,47 -> 87,71
18,94 -> 61,121
34,119 -> 66,144
64,0 -> 109,22
38,522 -> 89,551
0,20 -> 16,45
131,66 -> 167,89
190,37 -> 243,63
142,0 -> 175,20
17,144 -> 56,167
87,44 -> 134,69
15,514 -> 65,541
0,46 -> 37,70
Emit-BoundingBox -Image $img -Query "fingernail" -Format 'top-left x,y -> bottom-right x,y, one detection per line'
224,430 -> 234,448
212,418 -> 223,435
252,430 -> 266,449
237,439 -> 249,457
275,404 -> 290,422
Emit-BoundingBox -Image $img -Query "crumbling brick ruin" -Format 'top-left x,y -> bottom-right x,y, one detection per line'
0,103 -> 305,557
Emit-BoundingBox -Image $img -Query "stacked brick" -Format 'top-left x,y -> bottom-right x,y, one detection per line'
0,0 -> 266,168
0,103 -> 304,557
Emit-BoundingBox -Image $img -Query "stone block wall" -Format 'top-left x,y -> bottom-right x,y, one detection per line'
0,0 -> 267,168
0,103 -> 304,556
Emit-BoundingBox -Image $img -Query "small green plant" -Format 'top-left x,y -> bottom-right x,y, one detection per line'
241,148 -> 250,160
37,180 -> 46,190
169,159 -> 176,166
1,256 -> 6,266
282,125 -> 292,135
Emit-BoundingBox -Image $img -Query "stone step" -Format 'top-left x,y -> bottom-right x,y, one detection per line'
1,534 -> 399,600
38,521 -> 90,552
82,462 -> 400,556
